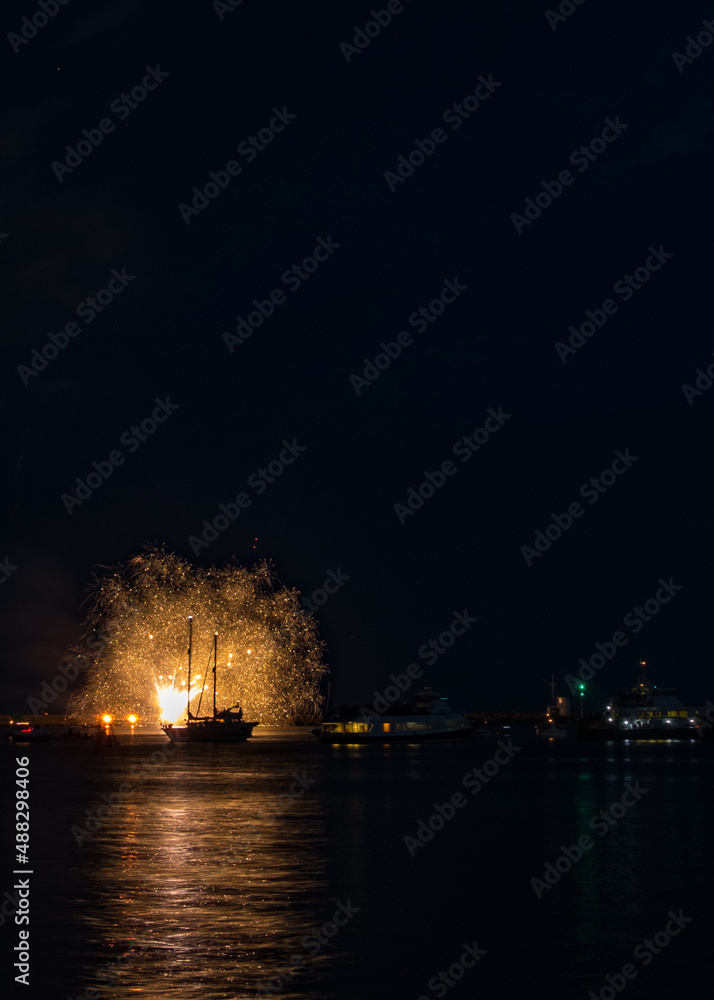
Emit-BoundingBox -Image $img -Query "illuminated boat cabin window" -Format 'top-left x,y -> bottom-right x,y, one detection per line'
321,721 -> 371,734
633,709 -> 688,719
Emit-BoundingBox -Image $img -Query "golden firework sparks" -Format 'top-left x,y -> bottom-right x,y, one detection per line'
63,546 -> 327,724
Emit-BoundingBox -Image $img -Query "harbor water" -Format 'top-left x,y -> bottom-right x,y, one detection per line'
2,726 -> 711,998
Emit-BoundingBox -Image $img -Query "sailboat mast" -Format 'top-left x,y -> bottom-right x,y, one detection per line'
213,633 -> 218,718
187,616 -> 193,720
542,674 -> 556,711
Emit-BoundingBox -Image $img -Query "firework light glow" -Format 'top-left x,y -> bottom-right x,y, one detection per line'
64,547 -> 327,724
155,679 -> 204,724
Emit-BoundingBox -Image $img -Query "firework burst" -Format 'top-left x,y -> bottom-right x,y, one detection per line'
64,546 -> 327,724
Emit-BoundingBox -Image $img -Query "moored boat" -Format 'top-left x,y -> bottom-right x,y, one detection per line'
163,706 -> 257,743
161,624 -> 258,744
536,674 -> 570,738
10,726 -> 52,743
536,723 -> 568,739
579,670 -> 702,740
315,688 -> 476,743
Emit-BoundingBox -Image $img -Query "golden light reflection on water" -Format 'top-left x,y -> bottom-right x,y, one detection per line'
71,737 -> 340,1000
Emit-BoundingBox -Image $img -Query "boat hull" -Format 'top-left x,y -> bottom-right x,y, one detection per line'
162,721 -> 257,743
318,726 -> 477,744
579,724 -> 702,741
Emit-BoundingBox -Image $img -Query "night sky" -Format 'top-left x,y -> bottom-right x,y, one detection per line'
2,0 -> 713,715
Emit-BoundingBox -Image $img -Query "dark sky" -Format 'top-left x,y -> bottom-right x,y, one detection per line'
2,0 -> 714,715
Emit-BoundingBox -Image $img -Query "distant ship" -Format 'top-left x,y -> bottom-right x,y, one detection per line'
315,688 -> 476,743
10,725 -> 52,743
535,674 -> 569,739
536,720 -> 568,739
579,672 -> 701,741
161,623 -> 257,744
